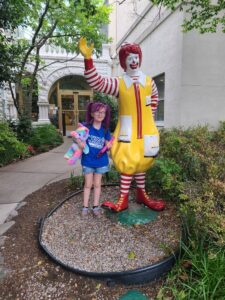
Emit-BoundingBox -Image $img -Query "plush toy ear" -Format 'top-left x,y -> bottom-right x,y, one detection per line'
77,122 -> 83,128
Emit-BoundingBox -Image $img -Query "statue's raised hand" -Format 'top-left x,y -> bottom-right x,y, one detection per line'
79,37 -> 94,59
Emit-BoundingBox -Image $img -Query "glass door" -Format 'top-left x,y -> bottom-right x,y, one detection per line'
78,93 -> 92,124
60,94 -> 77,132
58,90 -> 93,133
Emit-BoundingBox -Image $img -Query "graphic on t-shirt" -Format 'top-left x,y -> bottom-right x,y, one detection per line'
88,135 -> 104,149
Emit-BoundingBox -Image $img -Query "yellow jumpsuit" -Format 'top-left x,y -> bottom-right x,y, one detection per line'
111,76 -> 159,175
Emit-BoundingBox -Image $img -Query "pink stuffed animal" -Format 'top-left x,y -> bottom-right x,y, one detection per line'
64,123 -> 89,165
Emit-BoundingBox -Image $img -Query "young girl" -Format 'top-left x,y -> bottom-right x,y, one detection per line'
78,102 -> 111,217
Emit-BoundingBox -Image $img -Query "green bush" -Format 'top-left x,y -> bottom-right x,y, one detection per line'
146,158 -> 183,199
0,122 -> 63,166
154,123 -> 225,300
159,126 -> 214,181
0,122 -> 27,166
28,124 -> 63,151
9,114 -> 33,143
94,91 -> 118,132
147,123 -> 225,244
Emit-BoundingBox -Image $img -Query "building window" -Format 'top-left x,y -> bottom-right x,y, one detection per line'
153,73 -> 165,122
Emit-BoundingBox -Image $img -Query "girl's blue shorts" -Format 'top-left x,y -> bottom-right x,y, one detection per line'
82,165 -> 110,175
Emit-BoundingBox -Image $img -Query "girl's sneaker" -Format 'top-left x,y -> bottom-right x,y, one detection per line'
92,206 -> 102,218
81,207 -> 89,217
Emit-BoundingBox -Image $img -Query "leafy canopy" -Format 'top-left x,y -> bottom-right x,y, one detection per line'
151,0 -> 225,33
21,0 -> 111,53
0,0 -> 111,113
0,0 -> 28,85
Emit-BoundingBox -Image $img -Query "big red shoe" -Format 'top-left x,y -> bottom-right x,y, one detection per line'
101,193 -> 129,212
136,188 -> 165,211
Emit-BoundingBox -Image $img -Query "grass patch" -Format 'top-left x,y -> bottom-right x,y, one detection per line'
158,234 -> 225,300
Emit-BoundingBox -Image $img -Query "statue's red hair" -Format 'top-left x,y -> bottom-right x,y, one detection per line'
119,43 -> 142,71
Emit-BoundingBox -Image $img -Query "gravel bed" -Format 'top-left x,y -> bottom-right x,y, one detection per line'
41,186 -> 181,273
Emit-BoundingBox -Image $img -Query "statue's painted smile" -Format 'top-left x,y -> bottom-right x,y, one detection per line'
130,63 -> 139,69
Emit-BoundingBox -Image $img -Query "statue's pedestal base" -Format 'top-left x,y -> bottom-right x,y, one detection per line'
39,185 -> 182,285
106,202 -> 159,226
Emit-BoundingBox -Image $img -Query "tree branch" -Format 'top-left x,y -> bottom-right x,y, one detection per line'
27,47 -> 41,102
18,0 -> 50,82
31,0 -> 50,46
37,21 -> 58,48
118,0 -> 126,5
50,33 -> 82,38
37,53 -> 79,72
9,81 -> 19,113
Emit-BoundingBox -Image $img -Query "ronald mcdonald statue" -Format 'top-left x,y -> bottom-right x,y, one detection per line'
79,37 -> 165,212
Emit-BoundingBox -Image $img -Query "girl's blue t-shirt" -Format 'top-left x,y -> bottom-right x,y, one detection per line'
81,125 -> 111,168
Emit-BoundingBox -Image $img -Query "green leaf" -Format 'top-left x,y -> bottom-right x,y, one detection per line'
128,251 -> 136,259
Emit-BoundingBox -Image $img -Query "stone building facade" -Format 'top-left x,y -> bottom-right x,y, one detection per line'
108,0 -> 225,129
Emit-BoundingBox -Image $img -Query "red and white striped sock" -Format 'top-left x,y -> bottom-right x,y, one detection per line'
120,173 -> 133,196
134,172 -> 146,190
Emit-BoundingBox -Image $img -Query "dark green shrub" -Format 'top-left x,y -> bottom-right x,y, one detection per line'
213,120 -> 225,145
149,124 -> 225,244
159,126 -> 212,181
150,124 -> 225,299
146,158 -> 183,199
0,122 -> 27,166
94,91 -> 118,132
28,124 -> 63,150
14,114 -> 33,143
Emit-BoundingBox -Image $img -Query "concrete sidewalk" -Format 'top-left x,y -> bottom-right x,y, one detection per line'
0,137 -> 82,235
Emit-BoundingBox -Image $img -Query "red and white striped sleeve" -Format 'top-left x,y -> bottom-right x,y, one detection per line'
84,59 -> 119,97
151,79 -> 159,117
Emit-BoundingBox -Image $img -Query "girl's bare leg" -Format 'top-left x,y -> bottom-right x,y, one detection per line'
93,173 -> 103,206
83,173 -> 93,207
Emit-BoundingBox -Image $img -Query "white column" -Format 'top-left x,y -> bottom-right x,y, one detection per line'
6,86 -> 17,120
8,99 -> 18,120
102,44 -> 111,60
37,101 -> 50,124
36,81 -> 50,125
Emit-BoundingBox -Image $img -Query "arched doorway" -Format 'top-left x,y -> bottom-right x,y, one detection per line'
48,75 -> 93,133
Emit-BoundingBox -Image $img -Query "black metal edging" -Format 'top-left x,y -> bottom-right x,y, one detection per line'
38,183 -> 180,285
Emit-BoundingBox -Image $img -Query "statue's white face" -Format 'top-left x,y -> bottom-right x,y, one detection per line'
125,53 -> 140,74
